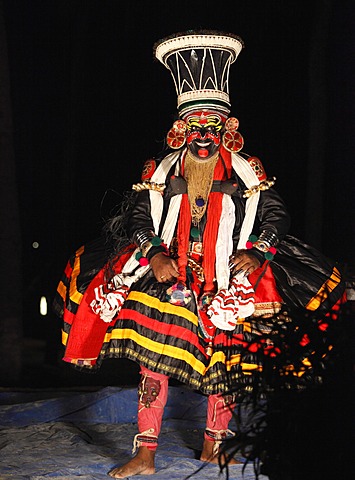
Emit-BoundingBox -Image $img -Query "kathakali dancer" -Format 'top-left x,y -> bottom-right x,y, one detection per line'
53,31 -> 346,478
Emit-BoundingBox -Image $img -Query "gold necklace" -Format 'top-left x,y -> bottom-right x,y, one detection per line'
184,150 -> 219,225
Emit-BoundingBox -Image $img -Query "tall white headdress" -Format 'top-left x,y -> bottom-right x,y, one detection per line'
154,30 -> 244,118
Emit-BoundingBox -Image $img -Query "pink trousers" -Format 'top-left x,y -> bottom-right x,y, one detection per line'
136,366 -> 235,451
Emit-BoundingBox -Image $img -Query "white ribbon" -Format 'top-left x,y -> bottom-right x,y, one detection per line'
207,272 -> 255,331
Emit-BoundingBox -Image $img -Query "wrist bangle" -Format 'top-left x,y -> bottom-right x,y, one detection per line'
258,231 -> 278,248
135,236 -> 163,266
246,233 -> 277,260
141,241 -> 153,257
134,229 -> 155,247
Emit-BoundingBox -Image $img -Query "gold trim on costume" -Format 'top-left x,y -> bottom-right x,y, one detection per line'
305,267 -> 341,311
57,280 -> 67,302
132,181 -> 166,192
187,257 -> 205,281
69,245 -> 84,304
252,302 -> 283,317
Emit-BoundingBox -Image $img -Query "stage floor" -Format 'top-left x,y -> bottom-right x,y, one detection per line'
0,386 -> 267,480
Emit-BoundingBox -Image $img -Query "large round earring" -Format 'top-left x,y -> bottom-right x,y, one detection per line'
222,117 -> 244,152
167,120 -> 187,149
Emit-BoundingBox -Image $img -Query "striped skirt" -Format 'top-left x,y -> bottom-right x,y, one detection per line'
55,236 -> 345,395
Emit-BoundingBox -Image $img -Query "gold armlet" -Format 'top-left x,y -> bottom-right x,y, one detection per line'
243,177 -> 276,198
132,181 -> 166,192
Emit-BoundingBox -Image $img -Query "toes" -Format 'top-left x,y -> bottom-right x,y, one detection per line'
108,469 -> 123,479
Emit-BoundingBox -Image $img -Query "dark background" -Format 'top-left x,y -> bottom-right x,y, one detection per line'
0,2 -> 354,478
1,0 -> 354,387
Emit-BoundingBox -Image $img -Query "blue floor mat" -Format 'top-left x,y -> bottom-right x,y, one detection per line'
0,386 -> 267,480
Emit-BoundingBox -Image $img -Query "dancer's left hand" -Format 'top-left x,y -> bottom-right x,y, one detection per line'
229,250 -> 260,276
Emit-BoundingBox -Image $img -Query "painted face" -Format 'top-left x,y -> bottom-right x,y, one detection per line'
185,112 -> 224,160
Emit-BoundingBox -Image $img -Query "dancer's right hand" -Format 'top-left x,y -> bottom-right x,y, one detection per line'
150,252 -> 179,282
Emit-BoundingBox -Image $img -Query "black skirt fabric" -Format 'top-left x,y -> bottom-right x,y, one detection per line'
272,235 -> 345,312
55,234 -> 346,395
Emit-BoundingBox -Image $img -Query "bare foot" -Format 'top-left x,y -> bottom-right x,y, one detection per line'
108,446 -> 156,478
200,439 -> 242,465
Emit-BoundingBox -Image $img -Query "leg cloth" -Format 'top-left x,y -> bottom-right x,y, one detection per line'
204,393 -> 236,454
133,366 -> 169,452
